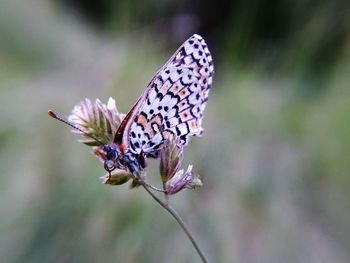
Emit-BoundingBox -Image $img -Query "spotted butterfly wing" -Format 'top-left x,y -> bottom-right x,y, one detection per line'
114,34 -> 214,158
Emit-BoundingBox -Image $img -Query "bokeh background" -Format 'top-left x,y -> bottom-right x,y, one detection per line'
0,0 -> 349,262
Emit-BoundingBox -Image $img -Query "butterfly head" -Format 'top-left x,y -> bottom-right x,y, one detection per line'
101,144 -> 122,173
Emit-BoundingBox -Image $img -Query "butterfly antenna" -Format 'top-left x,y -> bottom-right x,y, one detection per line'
48,110 -> 105,145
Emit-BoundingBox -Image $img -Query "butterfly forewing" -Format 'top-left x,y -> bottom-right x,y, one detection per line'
118,34 -> 214,156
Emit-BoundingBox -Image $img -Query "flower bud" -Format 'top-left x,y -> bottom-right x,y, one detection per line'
100,169 -> 132,185
159,135 -> 183,183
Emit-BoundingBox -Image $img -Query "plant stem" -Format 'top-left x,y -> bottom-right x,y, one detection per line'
162,181 -> 169,206
142,185 -> 209,263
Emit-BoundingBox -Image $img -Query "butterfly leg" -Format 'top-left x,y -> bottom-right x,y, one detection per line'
122,154 -> 165,192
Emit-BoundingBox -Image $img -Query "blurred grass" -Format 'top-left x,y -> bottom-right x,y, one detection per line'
0,0 -> 350,262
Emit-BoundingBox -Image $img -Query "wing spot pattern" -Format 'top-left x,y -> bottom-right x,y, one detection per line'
126,34 -> 214,153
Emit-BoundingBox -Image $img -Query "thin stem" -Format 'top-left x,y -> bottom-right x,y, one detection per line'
142,185 -> 209,263
142,181 -> 165,192
162,181 -> 169,206
130,174 -> 165,193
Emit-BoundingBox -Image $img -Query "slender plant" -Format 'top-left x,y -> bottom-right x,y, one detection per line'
49,98 -> 209,263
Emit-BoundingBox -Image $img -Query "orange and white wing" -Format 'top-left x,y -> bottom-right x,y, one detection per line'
117,34 -> 214,156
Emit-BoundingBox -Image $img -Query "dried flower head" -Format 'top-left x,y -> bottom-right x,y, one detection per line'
159,135 -> 183,183
165,165 -> 203,195
67,98 -> 131,186
68,98 -> 125,146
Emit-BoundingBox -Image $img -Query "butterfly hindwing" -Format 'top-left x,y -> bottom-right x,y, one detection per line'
124,34 -> 214,156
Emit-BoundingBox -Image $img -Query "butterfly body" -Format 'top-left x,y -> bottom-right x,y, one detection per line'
101,34 -> 214,174
102,144 -> 146,174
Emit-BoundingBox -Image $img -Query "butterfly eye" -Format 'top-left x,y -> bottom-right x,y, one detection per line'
104,160 -> 116,172
106,150 -> 116,160
103,145 -> 118,160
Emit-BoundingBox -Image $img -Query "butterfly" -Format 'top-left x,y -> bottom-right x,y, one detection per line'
50,34 -> 214,175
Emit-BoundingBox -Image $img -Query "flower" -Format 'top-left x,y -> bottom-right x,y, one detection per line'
68,98 -> 125,146
165,165 -> 203,195
159,134 -> 203,194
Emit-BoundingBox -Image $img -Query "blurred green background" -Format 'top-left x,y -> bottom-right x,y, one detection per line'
0,0 -> 349,262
